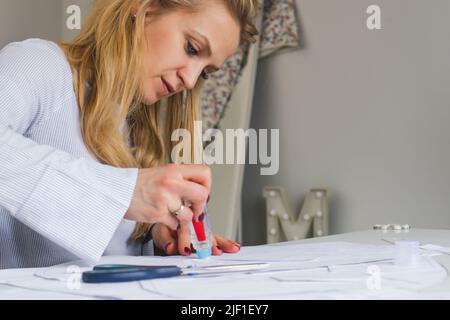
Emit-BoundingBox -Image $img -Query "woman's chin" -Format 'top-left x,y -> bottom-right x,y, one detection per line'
140,93 -> 160,106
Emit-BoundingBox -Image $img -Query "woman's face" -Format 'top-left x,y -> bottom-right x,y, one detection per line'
138,2 -> 241,105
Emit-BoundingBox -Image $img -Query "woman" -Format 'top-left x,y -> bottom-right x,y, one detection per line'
0,0 -> 259,268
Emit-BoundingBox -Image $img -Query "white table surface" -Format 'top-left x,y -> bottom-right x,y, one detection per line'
288,228 -> 450,297
1,228 -> 449,300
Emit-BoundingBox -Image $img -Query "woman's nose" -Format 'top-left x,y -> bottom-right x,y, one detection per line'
177,66 -> 203,90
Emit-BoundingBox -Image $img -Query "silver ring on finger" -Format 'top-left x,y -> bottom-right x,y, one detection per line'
171,202 -> 186,217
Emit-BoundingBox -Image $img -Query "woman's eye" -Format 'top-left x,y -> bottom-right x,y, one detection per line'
186,41 -> 199,56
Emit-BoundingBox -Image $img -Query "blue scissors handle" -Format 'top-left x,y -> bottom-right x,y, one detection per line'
93,264 -> 172,270
82,264 -> 182,283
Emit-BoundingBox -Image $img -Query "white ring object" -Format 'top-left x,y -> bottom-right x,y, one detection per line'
171,204 -> 186,217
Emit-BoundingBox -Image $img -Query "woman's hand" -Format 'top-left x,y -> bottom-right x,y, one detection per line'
125,164 -> 211,230
151,223 -> 241,256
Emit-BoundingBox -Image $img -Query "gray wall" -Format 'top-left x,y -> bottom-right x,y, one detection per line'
61,0 -> 92,42
0,0 -> 92,48
0,0 -> 62,48
243,0 -> 450,245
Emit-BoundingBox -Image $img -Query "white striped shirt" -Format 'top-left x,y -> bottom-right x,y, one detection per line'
0,38 -> 152,269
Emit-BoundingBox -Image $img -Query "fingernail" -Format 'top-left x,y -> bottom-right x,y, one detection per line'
198,213 -> 205,222
164,242 -> 172,253
184,247 -> 191,255
234,242 -> 241,249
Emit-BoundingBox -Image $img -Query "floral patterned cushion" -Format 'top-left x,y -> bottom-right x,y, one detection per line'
200,0 -> 300,135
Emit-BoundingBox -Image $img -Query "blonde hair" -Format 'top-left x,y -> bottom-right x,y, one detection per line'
59,0 -> 259,240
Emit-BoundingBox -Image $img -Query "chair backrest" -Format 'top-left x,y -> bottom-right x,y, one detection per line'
207,11 -> 264,242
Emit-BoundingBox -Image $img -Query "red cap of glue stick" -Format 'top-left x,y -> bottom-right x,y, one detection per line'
190,208 -> 212,259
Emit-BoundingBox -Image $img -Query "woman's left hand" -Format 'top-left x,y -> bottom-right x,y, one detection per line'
151,223 -> 241,256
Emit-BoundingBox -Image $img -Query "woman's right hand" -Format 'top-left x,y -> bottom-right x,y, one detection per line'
124,164 -> 211,230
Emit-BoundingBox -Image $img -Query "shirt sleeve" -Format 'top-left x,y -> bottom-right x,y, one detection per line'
0,40 -> 139,264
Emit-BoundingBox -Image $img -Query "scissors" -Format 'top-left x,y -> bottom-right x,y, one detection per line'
82,263 -> 270,283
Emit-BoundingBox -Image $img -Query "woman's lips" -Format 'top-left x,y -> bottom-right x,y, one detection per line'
161,78 -> 173,96
160,78 -> 169,96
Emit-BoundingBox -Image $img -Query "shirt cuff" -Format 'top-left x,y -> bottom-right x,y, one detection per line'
16,163 -> 138,264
